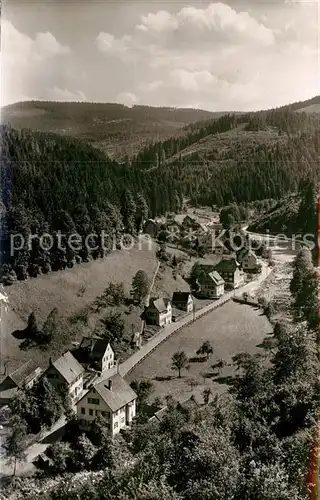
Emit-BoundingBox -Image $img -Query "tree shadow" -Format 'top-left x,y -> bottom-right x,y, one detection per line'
189,356 -> 207,363
11,328 -> 28,340
213,375 -> 237,386
202,371 -> 219,379
153,375 -> 173,382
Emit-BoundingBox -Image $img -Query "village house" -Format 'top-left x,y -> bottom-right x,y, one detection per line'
196,270 -> 225,299
166,220 -> 181,235
237,249 -> 260,272
77,374 -> 137,437
182,215 -> 202,231
143,297 -> 172,327
73,337 -> 115,373
214,258 -> 244,289
172,292 -> 194,312
143,218 -> 159,238
196,233 -> 213,253
0,360 -> 42,406
43,350 -> 84,401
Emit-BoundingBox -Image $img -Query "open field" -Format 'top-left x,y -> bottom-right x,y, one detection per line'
126,300 -> 272,404
1,239 -> 158,373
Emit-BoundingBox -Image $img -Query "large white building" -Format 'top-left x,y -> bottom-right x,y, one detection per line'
42,351 -> 84,402
76,374 -> 137,437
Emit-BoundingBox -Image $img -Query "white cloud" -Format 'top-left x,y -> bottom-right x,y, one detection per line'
96,1 -> 318,110
96,32 -> 132,55
49,87 -> 87,102
116,91 -> 139,107
1,20 -> 75,105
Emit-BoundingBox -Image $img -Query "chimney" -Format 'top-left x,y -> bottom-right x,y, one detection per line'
49,357 -> 53,366
107,379 -> 112,390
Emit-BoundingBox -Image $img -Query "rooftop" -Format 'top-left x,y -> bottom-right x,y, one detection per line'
149,297 -> 170,313
172,292 -> 192,304
208,271 -> 225,286
93,374 -> 137,412
215,258 -> 240,273
51,351 -> 84,384
8,360 -> 41,389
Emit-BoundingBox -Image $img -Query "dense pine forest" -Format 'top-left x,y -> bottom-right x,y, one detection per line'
1,103 -> 319,281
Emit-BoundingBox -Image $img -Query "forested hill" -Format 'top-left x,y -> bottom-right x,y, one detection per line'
1,103 -> 320,281
0,124 -> 184,279
247,181 -> 317,237
133,107 -> 320,206
1,101 -> 229,160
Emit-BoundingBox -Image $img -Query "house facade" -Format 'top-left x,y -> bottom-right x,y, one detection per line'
214,259 -> 244,289
77,374 -> 137,437
196,270 -> 225,299
238,249 -> 259,272
144,297 -> 172,327
166,221 -> 181,235
43,351 -> 84,401
143,219 -> 158,238
172,292 -> 194,312
75,337 -> 115,373
182,215 -> 202,231
0,360 -> 42,406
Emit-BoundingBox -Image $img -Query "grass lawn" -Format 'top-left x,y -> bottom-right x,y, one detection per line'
126,301 -> 272,404
1,239 -> 158,374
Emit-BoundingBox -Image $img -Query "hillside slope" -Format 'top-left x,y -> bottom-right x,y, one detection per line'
247,181 -> 316,237
1,101 -> 227,160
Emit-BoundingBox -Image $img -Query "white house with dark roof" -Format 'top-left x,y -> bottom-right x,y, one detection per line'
74,337 -> 115,373
0,360 -> 42,406
196,270 -> 225,299
76,374 -> 137,436
237,249 -> 259,272
172,292 -> 194,313
143,297 -> 172,327
42,350 -> 84,401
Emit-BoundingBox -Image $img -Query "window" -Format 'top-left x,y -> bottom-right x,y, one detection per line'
81,407 -> 85,415
95,410 -> 99,416
114,421 -> 118,429
121,417 -> 125,423
101,411 -> 106,417
88,398 -> 100,405
89,409 -> 93,416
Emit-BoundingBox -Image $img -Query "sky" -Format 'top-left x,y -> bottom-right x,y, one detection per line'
1,0 -> 319,111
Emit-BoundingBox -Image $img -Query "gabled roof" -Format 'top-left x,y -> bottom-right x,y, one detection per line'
90,374 -> 137,412
79,337 -> 112,360
172,292 -> 192,304
50,351 -> 84,384
8,360 -> 40,389
148,297 -> 171,313
208,271 -> 225,286
199,223 -> 208,233
215,258 -> 240,274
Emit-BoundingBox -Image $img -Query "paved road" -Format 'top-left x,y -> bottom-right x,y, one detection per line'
119,261 -> 272,376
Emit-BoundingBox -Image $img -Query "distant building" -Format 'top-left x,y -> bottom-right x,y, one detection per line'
237,249 -> 259,272
196,270 -> 225,299
143,297 -> 172,327
166,221 -> 181,235
77,374 -> 137,437
214,259 -> 244,289
0,360 -> 42,406
197,233 -> 213,253
74,337 -> 115,373
143,219 -> 158,238
172,292 -> 194,312
43,350 -> 84,401
182,215 -> 202,231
